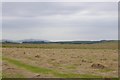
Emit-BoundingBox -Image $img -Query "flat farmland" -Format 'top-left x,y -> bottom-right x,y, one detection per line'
2,42 -> 118,78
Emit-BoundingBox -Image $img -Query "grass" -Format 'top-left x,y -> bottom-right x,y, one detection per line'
3,57 -> 103,78
98,69 -> 114,72
3,57 -> 53,74
2,73 -> 25,78
65,65 -> 76,69
2,41 -> 118,49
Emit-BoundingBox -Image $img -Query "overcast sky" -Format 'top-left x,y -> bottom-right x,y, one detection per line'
2,2 -> 118,41
2,0 -> 119,2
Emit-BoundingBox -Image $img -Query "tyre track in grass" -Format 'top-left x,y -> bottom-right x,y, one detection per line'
3,57 -> 103,78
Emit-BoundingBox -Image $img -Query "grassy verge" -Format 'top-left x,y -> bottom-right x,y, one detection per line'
3,57 -> 103,78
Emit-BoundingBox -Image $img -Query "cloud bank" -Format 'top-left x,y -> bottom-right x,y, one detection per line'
2,2 -> 118,41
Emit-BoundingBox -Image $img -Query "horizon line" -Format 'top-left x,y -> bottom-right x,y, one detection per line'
1,38 -> 118,42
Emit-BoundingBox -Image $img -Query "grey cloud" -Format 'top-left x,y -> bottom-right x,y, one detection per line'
3,2 -> 117,16
2,2 -> 84,16
2,2 -> 118,41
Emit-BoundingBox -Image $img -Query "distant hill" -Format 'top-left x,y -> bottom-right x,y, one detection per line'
1,39 -> 118,44
20,39 -> 50,43
49,40 -> 117,44
1,39 -> 20,44
1,39 -> 50,44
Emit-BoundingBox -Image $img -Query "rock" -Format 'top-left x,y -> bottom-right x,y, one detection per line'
33,74 -> 41,78
36,74 -> 40,77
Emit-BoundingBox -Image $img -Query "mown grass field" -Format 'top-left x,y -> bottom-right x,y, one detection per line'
2,41 -> 119,78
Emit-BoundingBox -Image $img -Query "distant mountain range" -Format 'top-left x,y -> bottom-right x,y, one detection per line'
1,39 -> 50,44
1,39 -> 117,44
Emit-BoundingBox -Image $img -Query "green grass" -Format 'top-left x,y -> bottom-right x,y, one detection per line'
3,57 -> 103,78
53,72 -> 101,78
2,73 -> 25,78
3,57 -> 53,74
